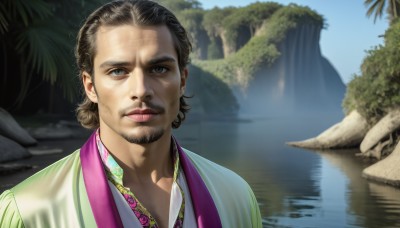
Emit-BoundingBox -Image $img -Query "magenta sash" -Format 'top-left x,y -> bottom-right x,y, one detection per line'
80,132 -> 221,228
175,139 -> 222,228
80,132 -> 124,228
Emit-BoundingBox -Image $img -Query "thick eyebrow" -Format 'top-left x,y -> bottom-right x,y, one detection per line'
99,56 -> 177,69
147,56 -> 177,65
99,61 -> 130,69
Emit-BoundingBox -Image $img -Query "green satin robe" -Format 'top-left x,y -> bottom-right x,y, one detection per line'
0,148 -> 261,228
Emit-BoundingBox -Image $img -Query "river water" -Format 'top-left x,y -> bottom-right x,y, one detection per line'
174,112 -> 400,228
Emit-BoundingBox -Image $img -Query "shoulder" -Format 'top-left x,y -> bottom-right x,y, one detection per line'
3,150 -> 86,227
182,148 -> 249,189
12,150 -> 81,195
182,148 -> 262,228
0,190 -> 24,227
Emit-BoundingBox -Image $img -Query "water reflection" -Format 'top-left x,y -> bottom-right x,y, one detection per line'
174,114 -> 400,227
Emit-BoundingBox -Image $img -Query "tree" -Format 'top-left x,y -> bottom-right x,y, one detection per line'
203,7 -> 236,39
177,8 -> 211,59
343,20 -> 400,122
157,0 -> 201,12
365,0 -> 400,24
220,2 -> 282,53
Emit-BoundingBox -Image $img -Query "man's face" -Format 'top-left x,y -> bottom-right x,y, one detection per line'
83,25 -> 186,144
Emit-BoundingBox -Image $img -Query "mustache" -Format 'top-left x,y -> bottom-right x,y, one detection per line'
119,102 -> 165,116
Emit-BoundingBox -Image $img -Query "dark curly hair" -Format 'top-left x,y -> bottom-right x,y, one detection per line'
75,0 -> 191,129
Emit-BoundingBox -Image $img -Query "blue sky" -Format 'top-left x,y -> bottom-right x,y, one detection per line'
200,0 -> 388,84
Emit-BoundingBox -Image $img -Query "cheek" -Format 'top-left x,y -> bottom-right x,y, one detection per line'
160,78 -> 181,100
97,97 -> 114,118
95,86 -> 119,117
163,81 -> 182,113
168,97 -> 181,123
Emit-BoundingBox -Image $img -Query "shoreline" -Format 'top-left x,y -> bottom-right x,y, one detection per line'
0,137 -> 88,193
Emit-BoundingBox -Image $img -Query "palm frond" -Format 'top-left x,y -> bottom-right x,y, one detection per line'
365,0 -> 400,23
3,0 -> 106,108
365,0 -> 386,22
389,0 -> 400,19
14,19 -> 77,102
0,3 -> 9,34
6,0 -> 52,26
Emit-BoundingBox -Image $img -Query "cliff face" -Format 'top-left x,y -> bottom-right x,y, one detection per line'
234,23 -> 346,115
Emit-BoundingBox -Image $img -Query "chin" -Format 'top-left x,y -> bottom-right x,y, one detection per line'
121,127 -> 165,144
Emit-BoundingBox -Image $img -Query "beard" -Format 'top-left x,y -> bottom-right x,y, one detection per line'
121,127 -> 164,144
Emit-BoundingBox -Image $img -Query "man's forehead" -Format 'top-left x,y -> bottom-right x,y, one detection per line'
94,24 -> 176,51
96,24 -> 171,38
93,24 -> 178,65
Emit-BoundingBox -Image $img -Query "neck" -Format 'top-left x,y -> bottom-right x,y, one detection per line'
99,128 -> 173,184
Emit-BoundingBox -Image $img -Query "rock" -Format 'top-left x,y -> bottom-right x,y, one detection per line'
0,135 -> 31,163
360,109 -> 400,153
31,123 -> 74,140
0,164 -> 33,175
29,146 -> 63,155
0,108 -> 37,146
363,140 -> 400,187
357,136 -> 392,159
58,120 -> 81,127
287,110 -> 368,149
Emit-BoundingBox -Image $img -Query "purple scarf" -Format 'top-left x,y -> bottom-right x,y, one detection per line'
80,132 -> 222,227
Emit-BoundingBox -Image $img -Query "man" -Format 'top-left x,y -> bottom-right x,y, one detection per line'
0,1 -> 261,227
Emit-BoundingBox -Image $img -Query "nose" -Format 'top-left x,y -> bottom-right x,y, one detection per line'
129,69 -> 154,101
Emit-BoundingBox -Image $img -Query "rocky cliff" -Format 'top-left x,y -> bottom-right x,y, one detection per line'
236,23 -> 345,114
194,4 -> 346,116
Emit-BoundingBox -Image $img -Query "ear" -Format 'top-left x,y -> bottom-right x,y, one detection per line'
180,68 -> 188,96
82,71 -> 98,103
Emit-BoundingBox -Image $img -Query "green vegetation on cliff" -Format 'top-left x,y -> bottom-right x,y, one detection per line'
203,2 -> 282,53
187,65 -> 239,115
343,19 -> 400,123
195,4 -> 324,88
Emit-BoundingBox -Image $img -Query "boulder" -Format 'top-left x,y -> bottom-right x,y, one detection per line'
0,164 -> 32,175
31,123 -> 74,140
0,108 -> 37,146
363,140 -> 400,187
287,110 -> 368,149
29,146 -> 63,155
0,135 -> 31,163
360,109 -> 400,153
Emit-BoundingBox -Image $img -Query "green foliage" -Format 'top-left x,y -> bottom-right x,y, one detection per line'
188,65 -> 239,114
202,7 -> 236,38
0,0 -> 52,30
221,2 -> 282,50
157,0 -> 201,12
207,39 -> 224,59
14,19 -> 73,102
364,0 -> 400,24
343,19 -> 400,122
0,0 -> 106,109
178,8 -> 204,29
195,4 -> 324,88
177,8 -> 206,48
158,0 -> 209,58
